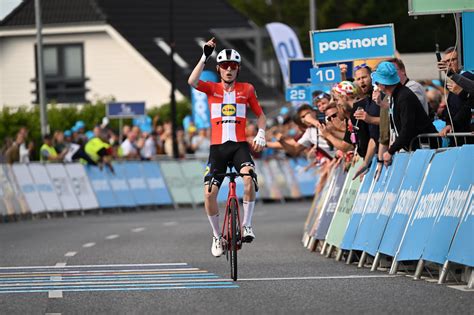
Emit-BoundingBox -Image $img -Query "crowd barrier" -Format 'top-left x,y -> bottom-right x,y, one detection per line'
0,157 -> 317,219
302,145 -> 473,289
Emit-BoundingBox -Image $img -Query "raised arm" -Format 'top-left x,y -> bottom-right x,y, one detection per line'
188,37 -> 216,88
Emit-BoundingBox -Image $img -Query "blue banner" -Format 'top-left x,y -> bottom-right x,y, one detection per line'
288,158 -> 317,197
423,145 -> 473,265
378,149 -> 434,257
340,160 -> 377,250
108,163 -> 136,207
447,187 -> 473,267
107,102 -> 145,118
310,24 -> 396,64
85,166 -> 118,208
289,58 -> 313,85
352,153 -> 410,256
463,12 -> 474,71
310,66 -> 342,90
395,149 -> 459,262
141,162 -> 173,206
314,165 -> 347,240
191,70 -> 217,129
121,162 -> 154,206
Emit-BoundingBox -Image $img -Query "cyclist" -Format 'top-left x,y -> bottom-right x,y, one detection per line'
188,38 -> 267,257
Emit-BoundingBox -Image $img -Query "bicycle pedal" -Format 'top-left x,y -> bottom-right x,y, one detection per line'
242,236 -> 254,243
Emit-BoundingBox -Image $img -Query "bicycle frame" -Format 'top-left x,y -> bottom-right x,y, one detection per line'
221,174 -> 242,251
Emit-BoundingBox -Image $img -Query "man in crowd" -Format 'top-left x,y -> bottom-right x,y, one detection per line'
40,134 -> 67,162
371,62 -> 438,166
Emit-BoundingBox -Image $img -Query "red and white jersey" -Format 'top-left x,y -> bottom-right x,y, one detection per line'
196,80 -> 263,145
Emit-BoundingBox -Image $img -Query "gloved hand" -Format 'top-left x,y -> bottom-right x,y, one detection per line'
200,37 -> 216,64
252,128 -> 266,152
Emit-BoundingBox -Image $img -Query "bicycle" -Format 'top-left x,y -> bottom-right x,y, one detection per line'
208,168 -> 258,281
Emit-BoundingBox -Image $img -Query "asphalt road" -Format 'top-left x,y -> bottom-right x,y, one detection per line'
0,201 -> 472,314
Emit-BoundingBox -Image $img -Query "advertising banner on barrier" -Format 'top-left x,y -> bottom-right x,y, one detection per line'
180,160 -> 206,205
423,145 -> 473,265
447,186 -> 473,267
314,165 -> 347,240
340,161 -> 377,250
251,160 -> 269,201
141,162 -> 173,206
108,163 -> 136,208
121,162 -> 154,206
0,165 -> 23,215
12,164 -> 45,213
288,158 -> 318,197
352,153 -> 410,255
378,150 -> 435,257
307,170 -> 333,236
325,160 -> 363,247
396,149 -> 459,262
160,161 -> 194,205
268,160 -> 292,198
310,24 -> 396,65
259,160 -> 284,201
28,163 -> 62,212
46,164 -> 81,211
86,166 -> 118,208
65,164 -> 99,210
278,160 -> 301,199
113,162 -> 151,206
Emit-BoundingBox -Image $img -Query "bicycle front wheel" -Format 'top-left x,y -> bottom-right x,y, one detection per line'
229,198 -> 238,281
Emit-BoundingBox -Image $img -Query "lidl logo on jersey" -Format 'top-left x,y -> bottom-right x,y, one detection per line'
221,104 -> 236,116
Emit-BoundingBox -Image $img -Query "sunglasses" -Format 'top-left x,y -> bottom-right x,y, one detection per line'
219,61 -> 239,70
313,93 -> 330,102
326,113 -> 338,122
353,63 -> 368,72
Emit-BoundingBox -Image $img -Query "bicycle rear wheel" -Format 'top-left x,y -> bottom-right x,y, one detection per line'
229,198 -> 238,281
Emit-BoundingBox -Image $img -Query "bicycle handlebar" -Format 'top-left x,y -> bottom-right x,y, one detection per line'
207,170 -> 259,193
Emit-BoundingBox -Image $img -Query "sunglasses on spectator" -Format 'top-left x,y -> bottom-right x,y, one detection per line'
219,61 -> 239,70
326,113 -> 338,122
353,63 -> 368,72
313,93 -> 330,102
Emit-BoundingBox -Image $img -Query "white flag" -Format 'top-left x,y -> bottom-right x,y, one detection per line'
265,22 -> 304,86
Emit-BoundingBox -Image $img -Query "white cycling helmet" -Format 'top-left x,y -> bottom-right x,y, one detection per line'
216,49 -> 241,64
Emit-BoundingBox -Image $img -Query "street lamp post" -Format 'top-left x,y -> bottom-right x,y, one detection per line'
34,0 -> 48,136
169,0 -> 179,159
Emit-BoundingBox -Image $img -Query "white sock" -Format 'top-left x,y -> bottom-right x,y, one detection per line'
242,200 -> 255,227
207,214 -> 220,238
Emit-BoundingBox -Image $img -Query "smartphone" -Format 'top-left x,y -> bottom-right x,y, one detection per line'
436,52 -> 442,62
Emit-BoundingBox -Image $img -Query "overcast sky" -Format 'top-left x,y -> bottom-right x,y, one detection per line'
0,0 -> 22,20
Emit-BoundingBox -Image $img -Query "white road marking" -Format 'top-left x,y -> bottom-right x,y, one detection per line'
163,222 -> 178,227
64,252 -> 77,257
447,285 -> 474,292
238,275 -> 399,281
48,290 -> 63,298
132,227 -> 146,232
105,235 -> 119,240
55,263 -> 67,267
0,268 -> 200,275
0,278 -> 230,287
45,313 -> 62,315
0,263 -> 188,270
82,242 -> 96,248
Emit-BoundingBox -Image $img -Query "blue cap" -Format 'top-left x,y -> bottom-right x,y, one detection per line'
371,61 -> 400,86
71,126 -> 79,133
75,120 -> 85,129
279,107 -> 289,116
64,130 -> 72,137
85,130 -> 95,140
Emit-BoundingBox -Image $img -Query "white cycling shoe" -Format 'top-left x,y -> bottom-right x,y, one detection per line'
242,226 -> 255,243
211,236 -> 224,257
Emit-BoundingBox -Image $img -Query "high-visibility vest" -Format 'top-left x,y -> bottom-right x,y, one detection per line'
40,143 -> 57,162
84,138 -> 110,163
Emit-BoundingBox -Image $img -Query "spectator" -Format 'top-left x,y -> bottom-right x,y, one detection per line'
141,131 -> 158,160
121,129 -> 140,159
1,137 -> 13,163
389,58 -> 430,115
4,132 -> 24,164
53,131 -> 67,154
191,128 -> 211,158
40,134 -> 66,162
84,128 -> 114,172
371,62 -> 438,166
437,47 -> 474,137
18,127 -> 32,163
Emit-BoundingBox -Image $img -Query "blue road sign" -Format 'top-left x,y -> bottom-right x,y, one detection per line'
289,58 -> 313,85
310,24 -> 396,64
107,102 -> 145,118
285,85 -> 310,102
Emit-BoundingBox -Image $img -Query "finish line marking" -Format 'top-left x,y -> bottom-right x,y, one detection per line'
238,275 -> 399,281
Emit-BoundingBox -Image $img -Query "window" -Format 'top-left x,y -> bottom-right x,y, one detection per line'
34,43 -> 88,103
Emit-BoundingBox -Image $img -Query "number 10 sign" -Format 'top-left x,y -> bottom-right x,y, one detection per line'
310,66 -> 341,88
